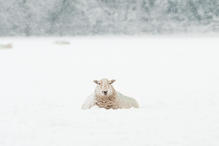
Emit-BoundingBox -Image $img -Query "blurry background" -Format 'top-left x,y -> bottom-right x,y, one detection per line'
1,0 -> 219,36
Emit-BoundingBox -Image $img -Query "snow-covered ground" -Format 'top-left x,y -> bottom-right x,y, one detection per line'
0,37 -> 219,146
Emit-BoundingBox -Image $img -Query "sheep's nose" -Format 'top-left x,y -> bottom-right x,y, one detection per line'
103,91 -> 108,95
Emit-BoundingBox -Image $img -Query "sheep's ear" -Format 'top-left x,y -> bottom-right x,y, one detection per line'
94,80 -> 100,85
109,80 -> 116,84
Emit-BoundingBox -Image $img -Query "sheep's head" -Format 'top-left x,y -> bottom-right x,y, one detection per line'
94,78 -> 116,98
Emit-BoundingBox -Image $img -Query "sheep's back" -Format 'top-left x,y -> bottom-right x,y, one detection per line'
116,92 -> 139,108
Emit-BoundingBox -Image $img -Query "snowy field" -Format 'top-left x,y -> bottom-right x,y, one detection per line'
0,37 -> 219,146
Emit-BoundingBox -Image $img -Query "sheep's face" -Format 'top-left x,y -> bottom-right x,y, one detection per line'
94,79 -> 116,97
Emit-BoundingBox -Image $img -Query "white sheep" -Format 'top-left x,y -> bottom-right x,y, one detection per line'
81,78 -> 139,110
0,43 -> 12,49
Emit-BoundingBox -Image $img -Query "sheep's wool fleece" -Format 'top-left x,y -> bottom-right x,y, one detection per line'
81,91 -> 139,109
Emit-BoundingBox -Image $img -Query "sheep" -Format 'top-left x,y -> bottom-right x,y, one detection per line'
81,78 -> 139,110
0,43 -> 12,49
54,40 -> 70,45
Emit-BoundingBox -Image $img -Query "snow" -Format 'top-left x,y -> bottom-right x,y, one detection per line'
0,37 -> 219,146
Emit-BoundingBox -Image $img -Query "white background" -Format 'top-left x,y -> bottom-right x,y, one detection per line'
0,37 -> 219,146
